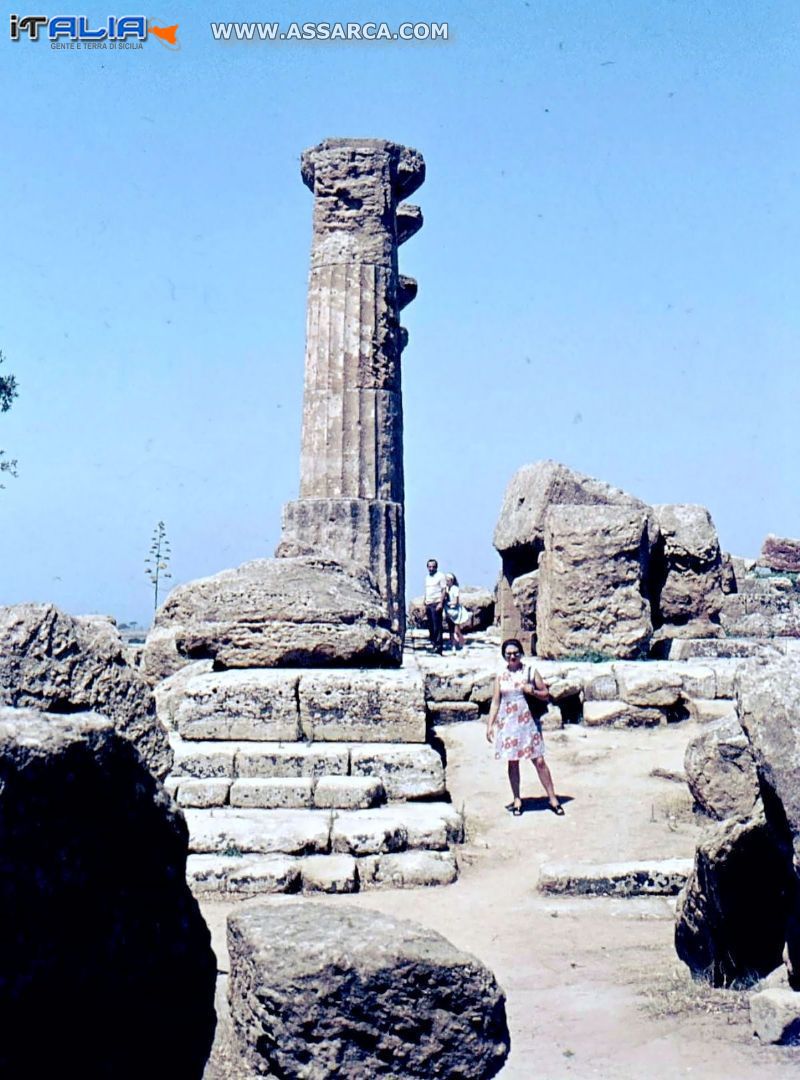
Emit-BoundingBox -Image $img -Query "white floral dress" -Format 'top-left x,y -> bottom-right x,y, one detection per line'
493,666 -> 545,761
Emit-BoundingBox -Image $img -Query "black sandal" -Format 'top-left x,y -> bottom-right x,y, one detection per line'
512,800 -> 523,817
549,802 -> 565,816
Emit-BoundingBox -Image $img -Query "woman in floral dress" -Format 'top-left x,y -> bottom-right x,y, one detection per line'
486,638 -> 564,817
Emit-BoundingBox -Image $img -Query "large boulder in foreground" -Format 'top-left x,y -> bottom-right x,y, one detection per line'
228,903 -> 509,1079
0,603 -> 170,779
143,557 -> 401,682
0,707 -> 216,1078
675,804 -> 794,986
536,505 -> 653,660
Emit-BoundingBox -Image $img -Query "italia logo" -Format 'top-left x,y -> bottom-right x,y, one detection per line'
9,14 -> 179,47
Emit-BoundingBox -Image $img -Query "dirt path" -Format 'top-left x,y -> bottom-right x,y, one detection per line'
202,720 -> 800,1078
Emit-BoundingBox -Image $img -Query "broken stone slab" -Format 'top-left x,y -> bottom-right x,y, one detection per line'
686,699 -> 738,724
358,849 -> 458,889
667,638 -> 784,660
538,858 -> 692,897
582,670 -> 619,701
612,662 -> 683,706
145,556 -> 401,674
651,504 -> 724,628
536,505 -> 653,660
493,459 -> 646,558
185,808 -> 331,856
298,667 -> 426,743
176,778 -> 232,808
331,804 -> 463,856
227,901 -> 509,1079
236,743 -> 350,779
174,669 -> 301,742
0,603 -> 171,780
314,776 -> 384,810
229,778 -> 314,810
187,854 -> 301,896
684,716 -> 759,820
427,701 -> 481,724
582,701 -> 666,728
750,988 -> 800,1044
679,665 -> 717,699
349,743 -> 445,800
423,665 -> 481,702
0,707 -> 216,1077
761,535 -> 800,574
300,854 -> 359,894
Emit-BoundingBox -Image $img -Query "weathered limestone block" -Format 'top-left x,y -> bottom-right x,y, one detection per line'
582,670 -> 619,701
582,701 -> 665,728
330,804 -> 462,856
423,665 -> 480,702
227,903 -> 509,1079
235,744 -> 349,779
651,504 -> 724,630
313,776 -> 384,810
185,808 -> 331,856
427,701 -> 481,724
349,743 -> 445,800
675,805 -> 794,986
358,850 -> 458,889
750,988 -> 800,1044
300,855 -> 359,894
170,739 -> 236,779
736,657 -> 800,864
510,569 -> 539,625
0,708 -> 215,1077
229,778 -> 314,810
298,667 -> 426,743
686,699 -> 738,724
187,854 -> 300,896
536,506 -> 653,660
493,460 -> 646,559
176,778 -> 232,808
173,670 -> 301,742
684,716 -> 759,820
761,534 -> 800,573
145,557 -> 401,673
539,858 -> 692,897
613,663 -> 683,706
0,603 -> 171,779
153,660 -> 213,725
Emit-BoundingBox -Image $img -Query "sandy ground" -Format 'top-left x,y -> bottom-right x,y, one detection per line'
201,717 -> 800,1079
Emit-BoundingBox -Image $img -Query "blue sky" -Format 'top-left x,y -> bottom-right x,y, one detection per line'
1,0 -> 797,625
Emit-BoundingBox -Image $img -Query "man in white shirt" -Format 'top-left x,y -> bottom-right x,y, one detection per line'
424,558 -> 447,655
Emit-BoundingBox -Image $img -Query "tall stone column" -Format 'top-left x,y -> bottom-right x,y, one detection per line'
277,138 -> 424,637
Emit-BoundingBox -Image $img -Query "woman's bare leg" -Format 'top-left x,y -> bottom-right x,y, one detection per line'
533,756 -> 559,807
508,760 -> 521,806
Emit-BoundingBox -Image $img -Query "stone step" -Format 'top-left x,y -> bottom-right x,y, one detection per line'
161,666 -> 426,744
168,738 -> 445,800
183,803 -> 464,858
538,858 -> 693,897
187,848 -> 459,896
173,776 -> 386,811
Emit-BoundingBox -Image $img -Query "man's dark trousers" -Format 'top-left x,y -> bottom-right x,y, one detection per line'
426,603 -> 444,654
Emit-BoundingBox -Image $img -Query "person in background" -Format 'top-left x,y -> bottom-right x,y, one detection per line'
424,558 -> 447,656
443,572 -> 470,652
486,637 -> 564,817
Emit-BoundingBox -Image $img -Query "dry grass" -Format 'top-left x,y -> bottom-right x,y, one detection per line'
641,964 -> 753,1022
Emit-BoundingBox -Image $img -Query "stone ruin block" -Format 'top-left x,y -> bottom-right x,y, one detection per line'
761,534 -> 800,573
0,708 -> 216,1077
227,903 -> 509,1079
650,504 -> 724,639
536,505 -> 653,660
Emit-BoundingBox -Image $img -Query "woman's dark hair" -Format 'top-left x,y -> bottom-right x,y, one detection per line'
446,572 -> 459,586
501,637 -> 524,658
